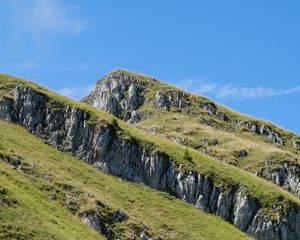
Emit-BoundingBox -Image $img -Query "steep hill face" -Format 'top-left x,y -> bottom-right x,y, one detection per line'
1,74 -> 300,240
0,120 -> 252,240
82,69 -> 300,199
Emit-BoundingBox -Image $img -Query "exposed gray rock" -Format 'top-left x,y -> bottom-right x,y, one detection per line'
155,91 -> 170,111
200,102 -> 217,115
169,136 -> 188,145
263,160 -> 300,198
82,72 -> 144,122
0,97 -> 17,121
140,231 -> 153,240
155,90 -> 189,112
293,138 -> 300,151
217,111 -> 230,122
1,86 -> 300,240
246,122 -> 283,145
200,102 -> 230,122
81,211 -> 113,239
128,110 -> 141,124
200,138 -> 218,146
247,213 -> 280,240
233,192 -> 258,231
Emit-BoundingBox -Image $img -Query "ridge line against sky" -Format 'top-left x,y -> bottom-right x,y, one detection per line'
1,0 -> 300,133
57,78 -> 300,101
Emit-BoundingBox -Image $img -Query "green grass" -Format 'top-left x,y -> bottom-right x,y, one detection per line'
0,161 -> 102,240
1,73 -> 300,212
0,120 -> 251,240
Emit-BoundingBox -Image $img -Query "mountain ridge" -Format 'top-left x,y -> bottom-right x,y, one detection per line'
84,68 -> 299,136
82,69 -> 300,199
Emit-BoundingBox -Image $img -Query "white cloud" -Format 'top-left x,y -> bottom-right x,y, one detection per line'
9,0 -> 85,35
178,78 -> 300,100
216,85 -> 300,99
58,85 -> 93,100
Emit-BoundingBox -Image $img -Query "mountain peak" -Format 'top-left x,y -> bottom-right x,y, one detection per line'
103,68 -> 157,83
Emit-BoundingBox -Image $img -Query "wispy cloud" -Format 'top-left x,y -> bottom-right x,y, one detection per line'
58,85 -> 93,100
9,0 -> 85,35
215,85 -> 300,99
179,79 -> 300,100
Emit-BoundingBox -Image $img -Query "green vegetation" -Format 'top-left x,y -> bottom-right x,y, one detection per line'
0,120 -> 251,240
183,149 -> 193,162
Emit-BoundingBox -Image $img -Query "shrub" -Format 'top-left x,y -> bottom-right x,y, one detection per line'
183,149 -> 193,162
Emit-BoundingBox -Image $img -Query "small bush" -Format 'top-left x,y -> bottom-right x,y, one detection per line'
183,149 -> 193,162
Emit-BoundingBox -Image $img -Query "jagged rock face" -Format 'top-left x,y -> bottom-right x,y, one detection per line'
1,86 -> 300,240
199,102 -> 230,122
293,138 -> 300,151
0,97 -> 17,121
263,160 -> 300,198
246,122 -> 283,145
82,72 -> 144,123
155,90 -> 189,112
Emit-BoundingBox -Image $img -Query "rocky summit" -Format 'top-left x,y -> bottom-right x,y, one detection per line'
0,71 -> 300,240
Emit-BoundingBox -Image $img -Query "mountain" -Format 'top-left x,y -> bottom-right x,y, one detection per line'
0,72 -> 300,240
82,69 -> 300,198
0,76 -> 250,240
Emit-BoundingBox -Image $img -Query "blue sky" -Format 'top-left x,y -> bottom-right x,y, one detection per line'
0,1 -> 300,134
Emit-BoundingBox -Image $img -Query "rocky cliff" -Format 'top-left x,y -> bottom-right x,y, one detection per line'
1,85 -> 300,240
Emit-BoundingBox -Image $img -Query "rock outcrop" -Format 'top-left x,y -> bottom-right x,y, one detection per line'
293,138 -> 300,151
199,102 -> 230,122
1,86 -> 300,240
81,208 -> 129,240
155,90 -> 190,112
246,122 -> 284,145
263,160 -> 300,198
82,71 -> 145,123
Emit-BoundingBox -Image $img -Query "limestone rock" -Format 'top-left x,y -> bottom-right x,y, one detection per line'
155,90 -> 189,112
293,138 -> 300,151
246,122 -> 283,145
263,160 -> 300,197
200,102 -> 230,122
82,71 -> 144,122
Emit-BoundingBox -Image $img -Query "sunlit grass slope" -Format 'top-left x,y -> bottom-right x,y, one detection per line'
0,121 -> 251,240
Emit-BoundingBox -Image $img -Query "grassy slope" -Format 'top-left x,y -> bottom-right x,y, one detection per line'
0,120 -> 251,240
136,111 -> 299,170
0,163 -> 103,240
0,74 -> 300,212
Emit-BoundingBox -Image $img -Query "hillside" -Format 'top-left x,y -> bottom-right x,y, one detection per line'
83,69 -> 300,199
0,120 -> 251,240
1,73 -> 300,240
